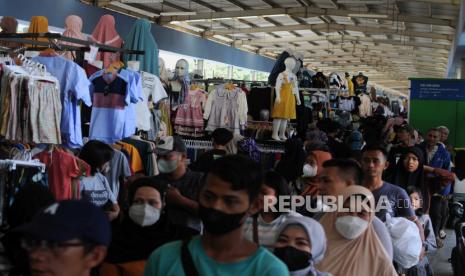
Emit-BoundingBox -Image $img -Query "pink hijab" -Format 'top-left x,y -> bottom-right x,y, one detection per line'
89,15 -> 123,68
62,15 -> 86,60
316,185 -> 397,276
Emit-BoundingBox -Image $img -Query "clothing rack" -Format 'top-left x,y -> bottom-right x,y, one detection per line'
191,78 -> 268,89
0,159 -> 46,173
0,32 -> 145,55
182,138 -> 285,153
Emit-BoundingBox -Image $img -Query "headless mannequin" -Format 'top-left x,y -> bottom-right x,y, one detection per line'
272,58 -> 301,141
170,59 -> 188,93
127,60 -> 140,72
159,57 -> 169,87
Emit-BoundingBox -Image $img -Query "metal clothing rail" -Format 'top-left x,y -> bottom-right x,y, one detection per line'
0,159 -> 46,173
0,33 -> 145,55
183,138 -> 285,153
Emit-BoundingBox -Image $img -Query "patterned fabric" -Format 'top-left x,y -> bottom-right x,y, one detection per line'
238,138 -> 261,163
174,89 -> 206,137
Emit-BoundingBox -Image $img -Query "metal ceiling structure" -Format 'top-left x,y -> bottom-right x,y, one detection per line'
89,0 -> 461,95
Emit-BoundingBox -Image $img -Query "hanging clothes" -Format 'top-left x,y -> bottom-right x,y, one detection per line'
359,93 -> 373,118
32,54 -> 92,148
246,87 -> 272,121
272,72 -> 298,120
89,15 -> 123,68
88,69 -> 142,144
123,19 -> 159,76
113,142 -> 145,174
104,149 -> 131,200
174,89 -> 206,137
122,137 -> 158,176
35,148 -> 90,201
338,96 -> 355,112
352,74 -> 368,95
135,71 -> 167,131
61,15 -> 87,60
0,65 -> 62,144
203,85 -> 248,134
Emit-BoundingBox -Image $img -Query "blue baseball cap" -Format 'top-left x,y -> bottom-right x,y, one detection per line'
15,200 -> 111,246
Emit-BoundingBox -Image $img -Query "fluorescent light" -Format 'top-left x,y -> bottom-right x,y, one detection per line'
237,16 -> 258,19
160,11 -> 197,16
109,1 -> 160,17
185,19 -> 209,23
348,13 -> 389,19
262,14 -> 287,18
338,0 -> 386,4
121,0 -> 163,3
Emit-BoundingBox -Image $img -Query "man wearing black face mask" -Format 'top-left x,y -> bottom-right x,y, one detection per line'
143,155 -> 289,276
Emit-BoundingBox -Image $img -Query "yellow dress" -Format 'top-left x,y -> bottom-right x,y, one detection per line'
272,74 -> 297,119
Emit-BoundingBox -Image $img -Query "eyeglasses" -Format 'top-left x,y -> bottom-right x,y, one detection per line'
21,238 -> 88,255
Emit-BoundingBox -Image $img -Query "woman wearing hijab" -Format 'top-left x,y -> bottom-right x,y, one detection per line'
299,150 -> 332,196
123,18 -> 159,76
317,185 -> 397,276
273,217 -> 328,276
89,14 -> 123,68
276,137 -> 306,186
102,177 -> 192,275
62,15 -> 87,60
390,146 -> 428,213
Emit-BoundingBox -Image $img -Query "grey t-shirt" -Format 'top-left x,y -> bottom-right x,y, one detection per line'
104,149 -> 131,199
372,182 -> 415,222
80,172 -> 117,207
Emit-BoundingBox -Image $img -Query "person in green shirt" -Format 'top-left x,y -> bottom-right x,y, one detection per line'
143,155 -> 290,276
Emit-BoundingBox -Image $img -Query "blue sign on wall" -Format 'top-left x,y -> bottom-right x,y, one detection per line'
410,79 -> 465,100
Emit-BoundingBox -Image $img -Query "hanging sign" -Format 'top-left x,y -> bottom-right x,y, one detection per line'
410,79 -> 465,100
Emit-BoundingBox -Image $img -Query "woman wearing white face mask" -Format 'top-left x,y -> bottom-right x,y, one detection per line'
102,177 -> 193,275
299,150 -> 332,197
317,185 -> 397,276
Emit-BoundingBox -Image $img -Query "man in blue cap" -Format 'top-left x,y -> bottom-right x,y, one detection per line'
15,200 -> 111,276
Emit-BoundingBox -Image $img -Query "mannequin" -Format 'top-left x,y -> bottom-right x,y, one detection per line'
169,59 -> 190,108
271,57 -> 301,141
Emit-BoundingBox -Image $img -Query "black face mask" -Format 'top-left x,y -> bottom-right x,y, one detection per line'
274,246 -> 313,271
198,204 -> 246,235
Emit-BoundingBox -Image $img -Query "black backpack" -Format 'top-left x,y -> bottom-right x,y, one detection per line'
451,222 -> 465,276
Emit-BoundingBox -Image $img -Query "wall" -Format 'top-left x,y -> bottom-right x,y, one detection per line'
409,78 -> 465,148
1,0 -> 275,72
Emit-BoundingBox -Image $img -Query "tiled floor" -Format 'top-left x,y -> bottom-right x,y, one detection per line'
429,229 -> 455,276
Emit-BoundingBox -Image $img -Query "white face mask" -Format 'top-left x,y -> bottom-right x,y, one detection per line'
335,215 -> 369,240
302,164 -> 318,177
129,204 -> 161,227
158,159 -> 178,174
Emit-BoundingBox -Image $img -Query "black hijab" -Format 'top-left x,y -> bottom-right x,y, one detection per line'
392,146 -> 428,212
275,138 -> 306,183
106,178 -> 191,263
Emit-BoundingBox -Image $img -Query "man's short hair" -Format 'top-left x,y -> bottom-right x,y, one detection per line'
427,127 -> 440,134
397,124 -> 414,136
437,126 -> 449,134
207,155 -> 263,202
322,158 -> 363,185
212,128 -> 233,146
361,144 -> 388,159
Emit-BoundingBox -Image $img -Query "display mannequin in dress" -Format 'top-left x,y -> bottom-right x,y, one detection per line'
169,59 -> 190,109
271,58 -> 301,141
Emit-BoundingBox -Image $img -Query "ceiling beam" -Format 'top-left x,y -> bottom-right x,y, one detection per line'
205,23 -> 454,40
159,7 -> 456,27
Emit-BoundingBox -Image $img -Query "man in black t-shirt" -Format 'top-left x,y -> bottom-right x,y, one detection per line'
189,128 -> 233,173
